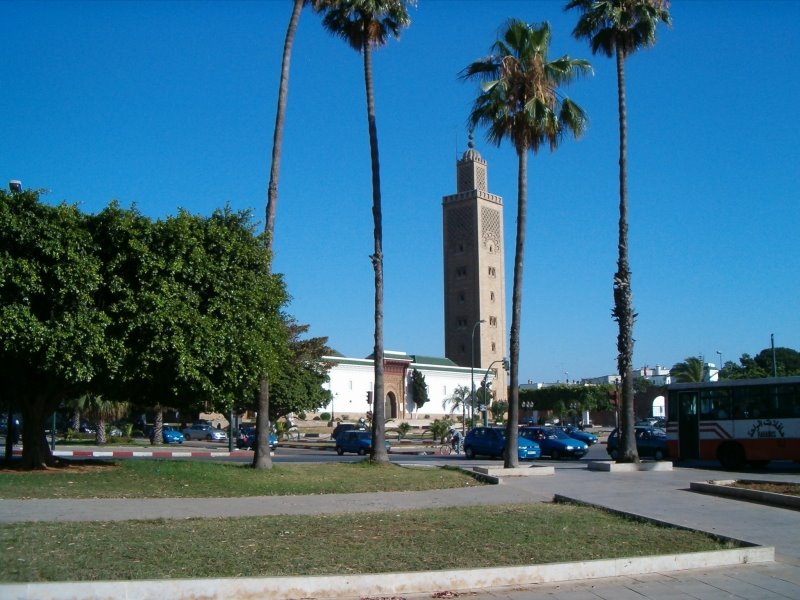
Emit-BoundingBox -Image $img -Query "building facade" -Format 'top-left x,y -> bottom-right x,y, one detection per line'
442,137 -> 508,403
320,351 -> 494,422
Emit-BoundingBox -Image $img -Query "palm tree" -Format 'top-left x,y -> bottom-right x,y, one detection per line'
316,0 -> 414,465
76,395 -> 129,446
462,20 -> 590,468
443,385 -> 470,418
565,0 -> 671,464
255,0 -> 322,470
670,357 -> 705,383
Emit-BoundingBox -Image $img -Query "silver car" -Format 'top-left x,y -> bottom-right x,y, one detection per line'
181,424 -> 227,441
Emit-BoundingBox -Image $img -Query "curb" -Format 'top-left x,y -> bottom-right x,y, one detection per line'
690,480 -> 800,509
1,546 -> 774,600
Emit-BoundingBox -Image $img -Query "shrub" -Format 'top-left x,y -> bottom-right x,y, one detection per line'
319,412 -> 331,422
396,422 -> 411,440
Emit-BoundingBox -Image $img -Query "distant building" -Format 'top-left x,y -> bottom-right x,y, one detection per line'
319,351 -> 494,422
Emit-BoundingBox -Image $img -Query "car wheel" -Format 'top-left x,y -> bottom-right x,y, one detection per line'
206,434 -> 213,441
465,446 -> 475,459
718,442 -> 746,471
654,449 -> 665,461
551,450 -> 560,460
336,447 -> 344,456
358,448 -> 366,456
610,448 -> 620,461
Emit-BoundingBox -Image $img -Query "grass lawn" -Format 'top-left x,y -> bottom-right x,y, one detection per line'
0,460 -> 481,499
0,503 -> 732,583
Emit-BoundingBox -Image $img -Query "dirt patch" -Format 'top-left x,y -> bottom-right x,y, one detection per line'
731,480 -> 800,496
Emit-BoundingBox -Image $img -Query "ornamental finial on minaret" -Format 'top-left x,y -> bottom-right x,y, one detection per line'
461,127 -> 482,162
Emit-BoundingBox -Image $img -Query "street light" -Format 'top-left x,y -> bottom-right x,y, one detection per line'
716,351 -> 722,378
469,319 -> 486,433
481,357 -> 507,426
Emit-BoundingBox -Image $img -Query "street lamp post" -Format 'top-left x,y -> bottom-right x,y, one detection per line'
481,357 -> 508,426
470,319 -> 485,432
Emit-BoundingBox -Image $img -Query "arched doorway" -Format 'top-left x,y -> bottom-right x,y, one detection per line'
386,392 -> 398,420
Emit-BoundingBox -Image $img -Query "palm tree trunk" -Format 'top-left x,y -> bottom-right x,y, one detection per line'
71,408 -> 80,432
504,149 -> 527,468
254,0 -> 303,470
266,0 -> 303,245
613,45 -> 638,463
152,408 -> 163,446
362,41 -> 388,465
96,415 -> 107,446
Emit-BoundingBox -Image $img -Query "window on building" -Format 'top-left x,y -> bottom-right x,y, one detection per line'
457,318 -> 467,328
490,291 -> 495,302
489,316 -> 497,327
458,291 -> 465,304
491,342 -> 496,351
488,267 -> 496,277
456,266 -> 467,278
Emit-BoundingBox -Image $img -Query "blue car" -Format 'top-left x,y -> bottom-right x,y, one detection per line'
336,430 -> 391,456
463,427 -> 541,460
519,426 -> 588,459
606,426 -> 668,461
561,425 -> 598,446
150,425 -> 184,445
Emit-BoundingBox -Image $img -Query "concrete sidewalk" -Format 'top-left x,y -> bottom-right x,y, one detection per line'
2,462 -> 800,599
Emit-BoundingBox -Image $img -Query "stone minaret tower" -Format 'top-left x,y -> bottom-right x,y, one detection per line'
442,135 -> 507,404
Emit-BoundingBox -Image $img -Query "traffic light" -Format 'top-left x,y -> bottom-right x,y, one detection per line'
502,358 -> 509,371
366,391 -> 373,405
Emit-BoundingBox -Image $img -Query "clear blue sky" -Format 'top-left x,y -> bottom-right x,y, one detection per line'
3,1 -> 798,383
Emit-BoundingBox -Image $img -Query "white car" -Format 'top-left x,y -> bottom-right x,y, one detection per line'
181,424 -> 228,441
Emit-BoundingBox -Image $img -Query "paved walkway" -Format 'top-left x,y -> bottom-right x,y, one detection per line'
2,459 -> 800,599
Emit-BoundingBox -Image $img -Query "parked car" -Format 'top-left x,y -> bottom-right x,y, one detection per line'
606,426 -> 668,461
150,425 -> 185,444
335,430 -> 390,456
519,426 -> 588,459
561,425 -> 598,446
181,424 -> 227,442
463,426 -> 541,460
332,422 -> 366,442
236,426 -> 277,450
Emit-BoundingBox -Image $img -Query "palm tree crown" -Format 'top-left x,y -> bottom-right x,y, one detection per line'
317,0 -> 412,51
462,20 -> 591,154
565,0 -> 672,58
670,357 -> 705,383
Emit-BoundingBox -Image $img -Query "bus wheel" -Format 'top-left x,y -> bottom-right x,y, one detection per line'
718,443 -> 745,471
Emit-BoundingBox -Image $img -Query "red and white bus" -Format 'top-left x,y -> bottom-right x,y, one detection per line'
666,376 -> 800,469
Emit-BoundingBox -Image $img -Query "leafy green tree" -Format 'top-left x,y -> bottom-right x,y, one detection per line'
410,369 -> 429,411
670,357 -> 705,383
566,0 -> 671,463
462,20 -> 590,468
266,321 -> 333,420
490,400 -> 508,423
721,347 -> 800,379
317,0 -> 414,465
0,189 -> 111,468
